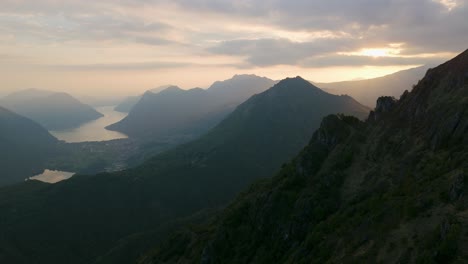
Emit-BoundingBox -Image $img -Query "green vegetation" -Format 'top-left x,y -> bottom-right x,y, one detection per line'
0,106 -> 58,185
0,77 -> 370,263
140,50 -> 468,263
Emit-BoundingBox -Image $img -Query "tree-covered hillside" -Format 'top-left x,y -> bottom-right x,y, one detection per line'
141,50 -> 468,264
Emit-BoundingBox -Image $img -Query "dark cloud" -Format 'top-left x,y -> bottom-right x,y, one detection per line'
179,0 -> 468,59
0,4 -> 174,44
208,37 -> 448,67
209,38 -> 361,66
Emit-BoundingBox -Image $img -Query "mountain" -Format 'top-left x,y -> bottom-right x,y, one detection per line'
0,89 -> 103,130
141,50 -> 468,263
0,77 -> 369,264
114,95 -> 141,113
317,66 -> 429,107
0,107 -> 58,186
114,85 -> 175,113
107,75 -> 277,140
207,74 -> 278,104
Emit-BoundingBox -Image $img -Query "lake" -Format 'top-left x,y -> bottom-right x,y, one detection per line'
50,106 -> 128,143
29,170 -> 75,183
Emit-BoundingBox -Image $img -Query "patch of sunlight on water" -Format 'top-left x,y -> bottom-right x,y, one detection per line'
29,170 -> 75,183
50,106 -> 128,142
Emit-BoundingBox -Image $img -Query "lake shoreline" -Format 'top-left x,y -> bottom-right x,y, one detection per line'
50,106 -> 128,143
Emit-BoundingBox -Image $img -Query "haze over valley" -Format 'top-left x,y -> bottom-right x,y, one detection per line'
0,1 -> 467,263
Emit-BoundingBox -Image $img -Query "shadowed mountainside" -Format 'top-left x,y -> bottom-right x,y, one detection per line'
0,89 -> 103,130
0,107 -> 58,186
141,50 -> 468,264
107,75 -> 277,140
0,77 -> 370,264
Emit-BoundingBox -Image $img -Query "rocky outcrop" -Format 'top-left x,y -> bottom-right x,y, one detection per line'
312,115 -> 354,148
367,96 -> 398,122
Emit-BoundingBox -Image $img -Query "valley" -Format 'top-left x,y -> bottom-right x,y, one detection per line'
1,3 -> 466,262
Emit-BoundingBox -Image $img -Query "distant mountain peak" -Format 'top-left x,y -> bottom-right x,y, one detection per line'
208,74 -> 275,91
231,74 -> 262,80
279,76 -> 308,83
161,85 -> 183,92
273,76 -> 323,93
0,89 -> 102,130
142,86 -> 183,97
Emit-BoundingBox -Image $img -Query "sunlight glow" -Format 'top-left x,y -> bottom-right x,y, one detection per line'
341,45 -> 403,58
434,0 -> 458,11
359,48 -> 393,58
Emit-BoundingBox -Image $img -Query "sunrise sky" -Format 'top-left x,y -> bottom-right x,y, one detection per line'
1,0 -> 466,97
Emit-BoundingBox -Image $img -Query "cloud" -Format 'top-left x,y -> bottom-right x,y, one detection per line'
0,0 -> 466,69
302,54 -> 447,68
174,0 -> 468,55
0,3 -> 175,45
45,61 -> 240,71
46,61 -> 190,71
209,38 -> 362,66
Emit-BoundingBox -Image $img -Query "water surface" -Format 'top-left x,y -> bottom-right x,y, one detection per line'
29,170 -> 75,183
50,106 -> 128,142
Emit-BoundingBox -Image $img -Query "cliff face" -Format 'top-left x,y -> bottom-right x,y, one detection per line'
368,96 -> 397,122
140,50 -> 468,264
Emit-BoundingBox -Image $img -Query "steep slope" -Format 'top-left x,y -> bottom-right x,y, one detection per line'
0,77 -> 369,264
317,66 -> 429,107
107,86 -> 224,139
0,107 -> 58,186
207,74 -> 278,104
107,75 -> 276,140
1,89 -> 103,130
129,77 -> 369,205
114,95 -> 141,113
114,85 -> 174,113
142,50 -> 468,263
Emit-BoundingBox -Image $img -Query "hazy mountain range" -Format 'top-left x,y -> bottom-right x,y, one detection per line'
114,85 -> 175,113
107,74 -> 277,140
0,89 -> 103,130
317,66 -> 429,107
114,95 -> 141,113
0,50 -> 466,264
141,50 -> 468,263
0,76 -> 370,264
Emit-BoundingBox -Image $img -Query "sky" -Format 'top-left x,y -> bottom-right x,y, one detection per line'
0,0 -> 467,97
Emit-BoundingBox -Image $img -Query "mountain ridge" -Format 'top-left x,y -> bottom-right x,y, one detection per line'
317,66 -> 430,107
0,75 -> 370,264
139,50 -> 468,264
106,74 -> 277,140
0,106 -> 58,186
0,89 -> 103,130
